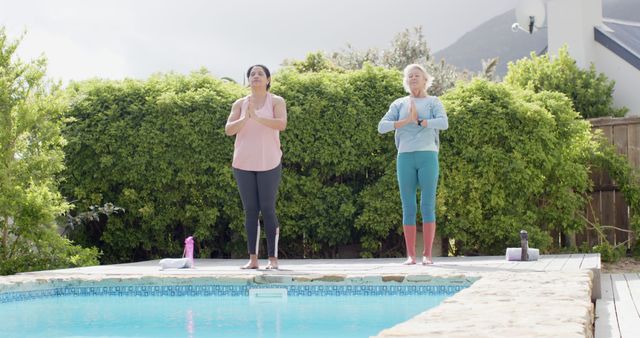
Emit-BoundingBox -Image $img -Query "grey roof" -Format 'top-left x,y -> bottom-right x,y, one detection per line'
595,19 -> 640,71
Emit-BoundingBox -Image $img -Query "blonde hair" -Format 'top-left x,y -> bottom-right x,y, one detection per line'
403,64 -> 433,95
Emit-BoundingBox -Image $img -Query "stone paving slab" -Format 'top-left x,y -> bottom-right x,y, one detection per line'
374,270 -> 594,338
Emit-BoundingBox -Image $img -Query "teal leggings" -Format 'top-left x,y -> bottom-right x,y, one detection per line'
397,151 -> 439,225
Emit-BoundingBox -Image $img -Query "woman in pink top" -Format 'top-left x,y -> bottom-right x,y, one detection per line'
225,65 -> 287,270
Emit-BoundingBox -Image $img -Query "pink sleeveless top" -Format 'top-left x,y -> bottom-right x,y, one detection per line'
232,94 -> 282,171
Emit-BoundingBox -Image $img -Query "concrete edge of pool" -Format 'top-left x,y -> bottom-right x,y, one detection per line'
0,256 -> 598,338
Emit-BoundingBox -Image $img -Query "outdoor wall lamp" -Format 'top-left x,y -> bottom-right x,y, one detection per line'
511,0 -> 547,34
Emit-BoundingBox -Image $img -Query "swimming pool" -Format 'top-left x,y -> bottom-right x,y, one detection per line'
0,283 -> 468,338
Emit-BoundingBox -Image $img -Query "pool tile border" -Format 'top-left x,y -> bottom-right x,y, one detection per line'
0,277 -> 475,303
0,283 -> 469,303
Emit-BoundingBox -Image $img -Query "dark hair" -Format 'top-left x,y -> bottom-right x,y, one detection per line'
246,64 -> 271,90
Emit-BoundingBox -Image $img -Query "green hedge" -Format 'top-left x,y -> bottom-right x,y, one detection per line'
63,72 -> 246,262
62,66 -> 606,261
62,66 -> 407,262
438,80 -> 594,254
275,66 -> 404,257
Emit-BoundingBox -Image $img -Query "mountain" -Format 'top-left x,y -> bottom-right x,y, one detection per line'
433,9 -> 546,77
433,0 -> 640,77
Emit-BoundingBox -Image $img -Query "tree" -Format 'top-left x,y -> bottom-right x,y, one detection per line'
282,51 -> 344,73
0,28 -> 98,274
327,26 -> 459,96
380,26 -> 431,69
328,43 -> 382,71
328,26 -> 430,70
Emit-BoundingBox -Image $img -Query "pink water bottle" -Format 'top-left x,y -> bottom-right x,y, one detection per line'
183,236 -> 194,268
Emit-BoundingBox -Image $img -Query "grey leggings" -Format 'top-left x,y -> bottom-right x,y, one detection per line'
233,164 -> 282,257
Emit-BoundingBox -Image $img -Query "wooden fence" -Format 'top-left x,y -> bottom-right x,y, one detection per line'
575,116 -> 640,248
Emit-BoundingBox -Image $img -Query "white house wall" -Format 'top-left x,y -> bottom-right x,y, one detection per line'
594,42 -> 640,116
546,0 -> 638,116
547,0 -> 603,68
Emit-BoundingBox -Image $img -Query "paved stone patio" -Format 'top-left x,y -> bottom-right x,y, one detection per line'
0,254 -> 600,337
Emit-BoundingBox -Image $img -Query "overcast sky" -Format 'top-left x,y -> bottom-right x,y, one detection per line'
1,0 -> 518,83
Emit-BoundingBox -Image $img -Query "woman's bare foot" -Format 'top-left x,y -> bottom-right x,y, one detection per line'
265,257 -> 279,270
402,257 -> 417,265
241,255 -> 259,269
241,261 -> 259,269
422,257 -> 433,265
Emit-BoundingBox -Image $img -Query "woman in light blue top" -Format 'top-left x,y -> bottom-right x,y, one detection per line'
378,64 -> 448,265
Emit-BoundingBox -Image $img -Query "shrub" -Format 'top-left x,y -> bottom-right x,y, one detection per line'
0,232 -> 100,275
437,79 -> 595,254
504,46 -> 627,118
0,28 -> 99,275
592,242 -> 625,263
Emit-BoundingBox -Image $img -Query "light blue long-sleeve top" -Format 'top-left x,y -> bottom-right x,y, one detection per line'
378,96 -> 449,153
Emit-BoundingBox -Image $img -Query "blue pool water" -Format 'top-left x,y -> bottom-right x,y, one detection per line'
0,285 -> 463,338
